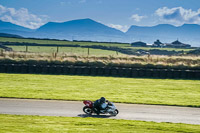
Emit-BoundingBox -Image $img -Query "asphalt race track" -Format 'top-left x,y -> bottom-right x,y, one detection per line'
0,98 -> 199,125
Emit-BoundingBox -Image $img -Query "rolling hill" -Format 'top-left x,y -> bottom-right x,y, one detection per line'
0,19 -> 199,46
0,33 -> 23,38
35,18 -> 125,41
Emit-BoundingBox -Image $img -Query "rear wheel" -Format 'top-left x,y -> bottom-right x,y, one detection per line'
83,106 -> 93,115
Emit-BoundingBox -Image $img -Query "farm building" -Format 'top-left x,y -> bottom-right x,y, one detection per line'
152,39 -> 163,47
131,41 -> 147,47
165,40 -> 191,48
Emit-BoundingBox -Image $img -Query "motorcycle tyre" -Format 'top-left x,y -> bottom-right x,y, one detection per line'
83,106 -> 93,115
109,109 -> 119,116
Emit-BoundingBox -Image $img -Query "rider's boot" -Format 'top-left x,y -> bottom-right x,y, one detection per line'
93,108 -> 100,115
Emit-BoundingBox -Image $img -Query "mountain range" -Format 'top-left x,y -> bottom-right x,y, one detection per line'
0,19 -> 200,46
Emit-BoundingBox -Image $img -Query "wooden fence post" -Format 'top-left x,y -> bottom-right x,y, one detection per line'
88,48 -> 90,55
26,45 -> 28,52
57,46 -> 59,53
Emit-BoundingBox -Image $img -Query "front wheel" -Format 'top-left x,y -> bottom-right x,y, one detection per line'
83,106 -> 93,115
109,109 -> 119,116
114,109 -> 119,116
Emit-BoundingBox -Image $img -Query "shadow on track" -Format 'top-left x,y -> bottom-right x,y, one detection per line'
78,114 -> 114,118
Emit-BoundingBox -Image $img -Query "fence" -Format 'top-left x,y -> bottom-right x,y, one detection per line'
2,41 -> 184,55
0,64 -> 199,79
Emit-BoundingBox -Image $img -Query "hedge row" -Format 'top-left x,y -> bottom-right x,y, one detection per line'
0,64 -> 199,79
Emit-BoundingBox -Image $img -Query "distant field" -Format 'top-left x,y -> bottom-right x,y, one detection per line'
9,46 -> 123,56
0,74 -> 199,107
1,114 -> 199,133
125,46 -> 195,52
1,37 -> 196,55
0,37 -> 130,47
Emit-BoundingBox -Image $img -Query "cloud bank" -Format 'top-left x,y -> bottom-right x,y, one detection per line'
155,7 -> 200,25
130,14 -> 146,22
107,24 -> 129,32
0,5 -> 48,29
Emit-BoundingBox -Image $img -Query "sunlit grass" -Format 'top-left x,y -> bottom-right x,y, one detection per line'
9,46 -> 123,56
0,73 -> 199,107
0,114 -> 199,133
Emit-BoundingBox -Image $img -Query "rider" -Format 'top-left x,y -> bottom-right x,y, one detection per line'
93,97 -> 107,115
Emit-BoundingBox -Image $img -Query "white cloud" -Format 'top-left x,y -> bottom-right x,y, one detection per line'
155,7 -> 200,25
107,24 -> 129,32
0,5 -> 49,29
130,14 -> 146,22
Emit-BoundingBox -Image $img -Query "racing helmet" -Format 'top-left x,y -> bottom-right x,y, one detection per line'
100,97 -> 106,103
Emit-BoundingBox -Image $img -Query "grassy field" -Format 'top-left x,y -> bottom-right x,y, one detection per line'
0,37 -> 130,47
125,46 -> 195,52
0,37 -> 195,53
0,73 -> 199,107
9,45 -> 194,54
0,114 -> 199,133
9,46 -> 123,56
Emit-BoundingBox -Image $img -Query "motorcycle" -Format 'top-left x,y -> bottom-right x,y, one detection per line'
83,100 -> 119,116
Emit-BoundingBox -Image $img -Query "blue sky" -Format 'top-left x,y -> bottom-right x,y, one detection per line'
0,0 -> 200,32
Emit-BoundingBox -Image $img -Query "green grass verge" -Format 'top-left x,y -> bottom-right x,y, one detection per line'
0,73 -> 199,107
0,114 -> 199,133
8,46 -> 123,56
